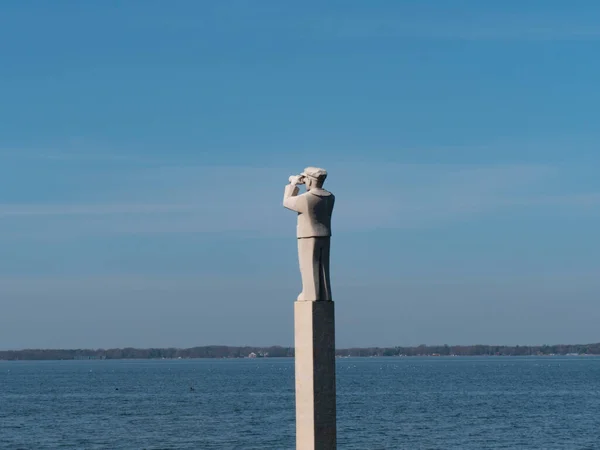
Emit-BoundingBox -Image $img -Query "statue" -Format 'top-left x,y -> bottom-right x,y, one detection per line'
283,167 -> 335,301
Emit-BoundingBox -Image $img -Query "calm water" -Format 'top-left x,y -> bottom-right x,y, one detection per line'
1,357 -> 600,449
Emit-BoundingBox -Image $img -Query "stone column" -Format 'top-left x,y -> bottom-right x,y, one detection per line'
295,300 -> 336,450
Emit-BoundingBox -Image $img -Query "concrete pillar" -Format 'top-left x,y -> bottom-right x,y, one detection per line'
295,300 -> 336,450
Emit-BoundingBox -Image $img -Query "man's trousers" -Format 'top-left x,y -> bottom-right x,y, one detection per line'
297,237 -> 332,301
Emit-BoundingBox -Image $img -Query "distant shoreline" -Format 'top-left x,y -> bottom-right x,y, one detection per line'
1,343 -> 599,361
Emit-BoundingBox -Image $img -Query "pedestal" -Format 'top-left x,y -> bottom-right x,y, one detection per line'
295,300 -> 336,450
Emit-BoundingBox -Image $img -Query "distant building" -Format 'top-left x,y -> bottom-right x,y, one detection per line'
248,352 -> 257,358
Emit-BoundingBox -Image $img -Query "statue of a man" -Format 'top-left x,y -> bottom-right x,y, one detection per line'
283,167 -> 335,301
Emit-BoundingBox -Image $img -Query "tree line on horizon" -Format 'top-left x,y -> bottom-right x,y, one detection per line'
1,343 -> 599,360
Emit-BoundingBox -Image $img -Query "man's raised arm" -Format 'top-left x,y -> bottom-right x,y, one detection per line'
283,176 -> 306,213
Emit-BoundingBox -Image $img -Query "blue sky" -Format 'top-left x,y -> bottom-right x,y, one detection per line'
1,1 -> 600,350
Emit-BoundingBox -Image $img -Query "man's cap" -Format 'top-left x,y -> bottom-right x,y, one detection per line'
302,167 -> 327,180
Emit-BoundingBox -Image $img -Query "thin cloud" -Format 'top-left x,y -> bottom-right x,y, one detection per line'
0,149 -> 167,165
515,193 -> 600,208
4,269 -> 598,295
0,163 -> 597,238
312,16 -> 600,41
0,203 -> 196,217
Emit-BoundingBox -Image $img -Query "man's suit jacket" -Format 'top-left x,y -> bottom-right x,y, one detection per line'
283,184 -> 335,238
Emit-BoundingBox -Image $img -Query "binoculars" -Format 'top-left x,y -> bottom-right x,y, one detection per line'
289,175 -> 306,185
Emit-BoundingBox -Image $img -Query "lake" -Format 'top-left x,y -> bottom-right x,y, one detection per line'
1,357 -> 599,449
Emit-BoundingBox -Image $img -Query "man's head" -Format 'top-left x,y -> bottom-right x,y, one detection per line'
301,167 -> 327,190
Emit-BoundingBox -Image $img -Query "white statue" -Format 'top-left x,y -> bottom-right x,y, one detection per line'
283,167 -> 335,301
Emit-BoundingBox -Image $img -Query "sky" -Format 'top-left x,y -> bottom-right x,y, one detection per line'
1,0 -> 600,350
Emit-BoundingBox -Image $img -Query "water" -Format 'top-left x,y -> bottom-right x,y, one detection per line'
1,357 -> 599,449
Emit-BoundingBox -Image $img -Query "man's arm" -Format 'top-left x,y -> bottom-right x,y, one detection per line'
283,180 -> 306,213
